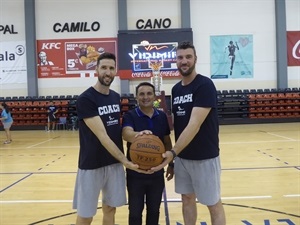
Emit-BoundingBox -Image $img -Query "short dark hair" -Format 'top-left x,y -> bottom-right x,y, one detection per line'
97,52 -> 116,66
135,82 -> 155,96
177,41 -> 196,56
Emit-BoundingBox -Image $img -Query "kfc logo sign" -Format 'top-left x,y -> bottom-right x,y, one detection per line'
41,43 -> 61,50
287,31 -> 300,66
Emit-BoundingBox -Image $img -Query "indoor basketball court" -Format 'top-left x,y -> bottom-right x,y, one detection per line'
0,122 -> 299,225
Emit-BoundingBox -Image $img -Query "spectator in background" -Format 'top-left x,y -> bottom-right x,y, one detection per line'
47,101 -> 58,131
0,102 -> 13,144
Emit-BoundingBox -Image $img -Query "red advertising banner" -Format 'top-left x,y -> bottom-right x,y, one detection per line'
37,38 -> 117,78
287,31 -> 300,67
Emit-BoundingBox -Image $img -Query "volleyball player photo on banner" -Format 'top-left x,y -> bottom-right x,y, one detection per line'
210,34 -> 253,79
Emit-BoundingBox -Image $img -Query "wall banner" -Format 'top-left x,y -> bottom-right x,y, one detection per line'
287,31 -> 300,67
210,35 -> 253,79
0,41 -> 27,84
36,38 -> 117,78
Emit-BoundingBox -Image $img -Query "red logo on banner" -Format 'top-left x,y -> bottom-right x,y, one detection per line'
287,31 -> 300,67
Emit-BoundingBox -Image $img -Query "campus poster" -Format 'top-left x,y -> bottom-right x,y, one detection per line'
0,41 -> 27,84
210,35 -> 253,79
36,38 -> 117,78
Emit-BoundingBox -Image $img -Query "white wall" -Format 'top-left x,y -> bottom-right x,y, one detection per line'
0,0 -> 299,97
35,0 -> 119,39
0,0 -> 27,97
126,0 -> 181,95
127,0 -> 181,29
35,0 -> 121,96
0,0 -> 25,42
191,0 -> 278,91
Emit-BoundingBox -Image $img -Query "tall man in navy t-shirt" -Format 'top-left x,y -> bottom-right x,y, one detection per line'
72,52 -> 148,225
152,41 -> 226,225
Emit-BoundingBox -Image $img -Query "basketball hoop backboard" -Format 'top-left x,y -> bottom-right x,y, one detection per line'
131,42 -> 178,72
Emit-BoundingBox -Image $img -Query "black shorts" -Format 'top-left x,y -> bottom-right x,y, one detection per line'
48,114 -> 56,122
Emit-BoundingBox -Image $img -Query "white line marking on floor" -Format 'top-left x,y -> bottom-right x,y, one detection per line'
220,140 -> 298,144
2,195 -> 297,204
283,194 -> 300,197
265,132 -> 297,141
222,196 -> 272,200
26,139 -> 56,148
0,194 -> 299,204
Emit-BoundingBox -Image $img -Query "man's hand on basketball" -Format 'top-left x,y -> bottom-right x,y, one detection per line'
124,161 -> 154,174
150,151 -> 174,172
135,130 -> 152,137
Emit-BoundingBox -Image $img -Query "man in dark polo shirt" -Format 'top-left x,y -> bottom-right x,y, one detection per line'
122,82 -> 173,225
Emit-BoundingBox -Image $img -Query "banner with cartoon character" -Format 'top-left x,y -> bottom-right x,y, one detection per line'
37,38 -> 117,78
210,35 -> 253,79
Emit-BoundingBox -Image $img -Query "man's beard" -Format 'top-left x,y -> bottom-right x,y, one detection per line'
178,63 -> 195,77
98,75 -> 114,86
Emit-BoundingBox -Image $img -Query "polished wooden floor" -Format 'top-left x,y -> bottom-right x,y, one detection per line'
0,123 -> 299,225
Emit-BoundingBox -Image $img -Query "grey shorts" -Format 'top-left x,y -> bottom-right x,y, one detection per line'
174,156 -> 221,206
73,163 -> 126,218
3,121 -> 13,129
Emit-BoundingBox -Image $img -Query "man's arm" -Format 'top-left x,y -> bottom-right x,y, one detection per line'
171,107 -> 210,156
164,134 -> 174,181
163,134 -> 172,152
151,107 -> 211,171
0,111 -> 8,121
122,126 -> 139,143
54,107 -> 58,116
84,116 -> 149,173
122,126 -> 152,143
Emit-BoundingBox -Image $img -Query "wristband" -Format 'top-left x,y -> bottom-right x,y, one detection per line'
168,149 -> 177,159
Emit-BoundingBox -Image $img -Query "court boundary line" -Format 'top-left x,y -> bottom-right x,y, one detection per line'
1,194 -> 299,204
21,201 -> 300,225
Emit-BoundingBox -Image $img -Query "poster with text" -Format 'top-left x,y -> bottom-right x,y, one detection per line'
37,38 -> 117,78
0,41 -> 27,84
210,35 -> 253,79
287,31 -> 300,66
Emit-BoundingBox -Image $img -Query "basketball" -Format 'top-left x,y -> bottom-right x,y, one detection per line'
129,134 -> 165,170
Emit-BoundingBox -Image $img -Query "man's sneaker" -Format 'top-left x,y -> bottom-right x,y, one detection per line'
3,140 -> 11,144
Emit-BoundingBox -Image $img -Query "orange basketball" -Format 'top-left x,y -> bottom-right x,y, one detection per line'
129,134 -> 165,170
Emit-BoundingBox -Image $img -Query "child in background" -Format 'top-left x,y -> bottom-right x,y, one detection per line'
0,102 -> 13,144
